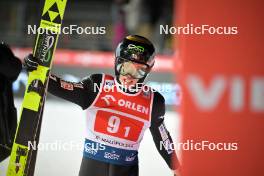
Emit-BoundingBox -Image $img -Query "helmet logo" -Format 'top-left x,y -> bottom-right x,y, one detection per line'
127,44 -> 144,54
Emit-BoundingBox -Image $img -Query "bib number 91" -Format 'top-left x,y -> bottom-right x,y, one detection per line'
94,111 -> 144,142
107,116 -> 130,137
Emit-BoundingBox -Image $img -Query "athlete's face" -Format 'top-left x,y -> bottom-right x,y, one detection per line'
119,75 -> 139,87
118,61 -> 149,87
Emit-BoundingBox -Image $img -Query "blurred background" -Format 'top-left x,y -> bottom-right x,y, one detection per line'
0,0 -> 181,109
0,0 -> 181,176
0,0 -> 175,53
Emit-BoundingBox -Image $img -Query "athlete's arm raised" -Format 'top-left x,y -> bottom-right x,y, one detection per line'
149,91 -> 180,172
48,73 -> 102,109
23,54 -> 103,109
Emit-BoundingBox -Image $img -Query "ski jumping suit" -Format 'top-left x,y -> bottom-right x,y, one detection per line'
48,73 -> 179,176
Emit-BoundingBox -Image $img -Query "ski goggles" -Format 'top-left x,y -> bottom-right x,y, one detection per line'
116,57 -> 151,79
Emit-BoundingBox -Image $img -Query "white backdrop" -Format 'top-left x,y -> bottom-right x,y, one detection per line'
0,99 -> 181,176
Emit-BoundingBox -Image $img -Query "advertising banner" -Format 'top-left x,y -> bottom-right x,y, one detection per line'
177,0 -> 264,175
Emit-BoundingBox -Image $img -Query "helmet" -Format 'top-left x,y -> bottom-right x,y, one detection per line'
115,35 -> 155,83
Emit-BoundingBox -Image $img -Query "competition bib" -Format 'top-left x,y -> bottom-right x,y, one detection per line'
84,74 -> 154,165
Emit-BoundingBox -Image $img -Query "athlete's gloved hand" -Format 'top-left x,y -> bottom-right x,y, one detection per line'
23,54 -> 39,72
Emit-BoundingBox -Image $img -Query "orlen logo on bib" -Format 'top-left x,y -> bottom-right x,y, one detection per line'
101,95 -> 149,114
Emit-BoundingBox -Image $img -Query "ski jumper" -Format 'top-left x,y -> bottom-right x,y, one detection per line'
48,73 -> 179,176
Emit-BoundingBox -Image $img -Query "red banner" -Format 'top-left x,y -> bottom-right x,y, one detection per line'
177,0 -> 264,175
12,47 -> 181,72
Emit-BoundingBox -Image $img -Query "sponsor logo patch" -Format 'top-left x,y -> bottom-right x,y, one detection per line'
60,80 -> 73,90
125,154 -> 137,162
84,145 -> 98,156
104,151 -> 120,161
159,123 -> 169,141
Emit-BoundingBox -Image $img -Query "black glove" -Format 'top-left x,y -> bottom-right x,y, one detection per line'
23,54 -> 39,72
